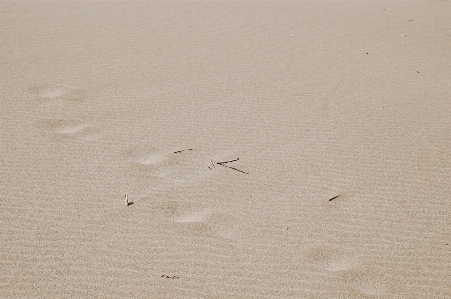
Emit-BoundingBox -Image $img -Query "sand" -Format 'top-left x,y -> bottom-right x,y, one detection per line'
1,1 -> 450,298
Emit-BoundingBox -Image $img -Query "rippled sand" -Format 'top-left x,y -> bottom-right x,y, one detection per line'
2,1 -> 450,298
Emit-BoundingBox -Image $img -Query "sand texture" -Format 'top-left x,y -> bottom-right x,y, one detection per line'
1,1 -> 450,298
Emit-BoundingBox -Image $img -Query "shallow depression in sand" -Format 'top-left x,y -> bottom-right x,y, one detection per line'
151,200 -> 245,239
153,200 -> 206,222
35,118 -> 100,140
28,83 -> 86,102
341,267 -> 395,297
306,245 -> 360,272
125,146 -> 216,194
124,145 -> 173,167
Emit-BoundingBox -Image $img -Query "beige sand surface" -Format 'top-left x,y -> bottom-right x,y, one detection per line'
1,1 -> 450,298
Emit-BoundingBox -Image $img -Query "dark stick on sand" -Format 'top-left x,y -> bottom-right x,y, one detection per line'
328,195 -> 340,201
217,163 -> 249,174
173,149 -> 193,154
216,158 -> 239,165
218,157 -> 248,174
227,166 -> 249,174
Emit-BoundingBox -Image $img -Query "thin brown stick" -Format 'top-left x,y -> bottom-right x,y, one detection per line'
328,195 -> 340,201
217,158 -> 239,165
173,149 -> 193,154
228,166 -> 249,174
217,163 -> 249,174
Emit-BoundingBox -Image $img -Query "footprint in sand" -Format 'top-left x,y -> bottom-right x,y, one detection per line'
150,199 -> 246,239
307,246 -> 399,297
124,146 -> 246,194
340,267 -> 397,297
124,146 -> 180,169
125,146 -> 208,188
307,245 -> 360,272
28,83 -> 87,104
35,118 -> 101,141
